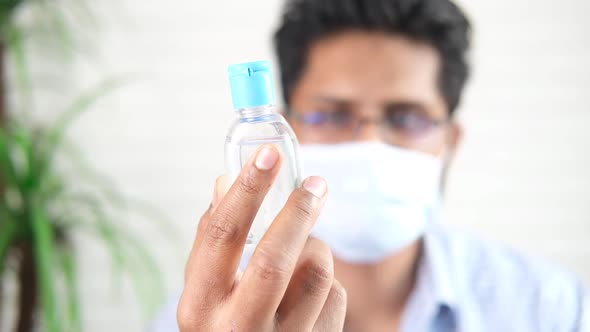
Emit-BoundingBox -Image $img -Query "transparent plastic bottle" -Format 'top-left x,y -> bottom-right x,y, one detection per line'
225,60 -> 302,268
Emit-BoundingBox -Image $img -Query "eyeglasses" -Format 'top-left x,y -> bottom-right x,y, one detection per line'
288,106 -> 449,146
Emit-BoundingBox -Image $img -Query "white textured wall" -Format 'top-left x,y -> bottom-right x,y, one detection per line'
13,0 -> 589,331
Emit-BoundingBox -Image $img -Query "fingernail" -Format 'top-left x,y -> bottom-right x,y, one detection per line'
255,146 -> 279,170
303,176 -> 327,198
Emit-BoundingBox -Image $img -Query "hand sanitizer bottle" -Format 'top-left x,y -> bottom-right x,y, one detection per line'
225,60 -> 302,268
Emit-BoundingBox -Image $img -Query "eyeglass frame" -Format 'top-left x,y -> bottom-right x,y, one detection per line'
284,106 -> 451,147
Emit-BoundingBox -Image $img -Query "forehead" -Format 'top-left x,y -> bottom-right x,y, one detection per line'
292,31 -> 444,109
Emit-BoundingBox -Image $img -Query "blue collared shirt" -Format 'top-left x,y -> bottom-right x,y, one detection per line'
150,223 -> 588,332
402,223 -> 587,332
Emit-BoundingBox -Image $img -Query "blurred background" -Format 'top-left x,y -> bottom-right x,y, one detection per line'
1,0 -> 589,331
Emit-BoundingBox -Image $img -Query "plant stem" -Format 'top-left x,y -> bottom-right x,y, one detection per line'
0,36 -> 6,332
32,207 -> 61,332
0,39 -> 5,123
16,243 -> 37,332
0,274 -> 3,332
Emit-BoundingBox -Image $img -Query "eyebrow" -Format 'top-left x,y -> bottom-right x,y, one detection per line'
311,95 -> 354,108
313,95 -> 427,113
383,101 -> 428,113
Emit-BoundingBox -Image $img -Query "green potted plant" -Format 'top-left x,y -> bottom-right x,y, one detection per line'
1,1 -> 166,331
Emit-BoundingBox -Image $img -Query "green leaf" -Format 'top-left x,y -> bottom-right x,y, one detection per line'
4,22 -> 33,111
57,243 -> 82,332
0,0 -> 25,39
62,192 -> 165,319
0,127 -> 18,187
122,247 -> 158,321
60,193 -> 127,288
56,140 -> 179,245
31,205 -> 63,332
11,127 -> 37,192
60,141 -> 179,243
58,140 -> 124,204
117,229 -> 165,319
38,76 -> 130,177
38,0 -> 74,59
38,172 -> 65,205
52,76 -> 129,140
65,0 -> 98,29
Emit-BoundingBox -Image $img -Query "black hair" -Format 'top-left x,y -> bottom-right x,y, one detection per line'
274,0 -> 471,114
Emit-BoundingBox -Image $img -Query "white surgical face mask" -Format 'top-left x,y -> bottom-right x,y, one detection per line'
300,142 -> 442,263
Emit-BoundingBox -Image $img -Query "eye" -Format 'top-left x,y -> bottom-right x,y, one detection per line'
301,112 -> 331,126
300,108 -> 353,128
384,104 -> 435,133
385,105 -> 417,127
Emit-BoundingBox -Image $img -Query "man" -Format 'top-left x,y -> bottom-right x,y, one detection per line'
160,0 -> 588,331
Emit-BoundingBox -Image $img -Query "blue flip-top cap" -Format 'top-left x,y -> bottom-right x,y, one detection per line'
228,60 -> 275,110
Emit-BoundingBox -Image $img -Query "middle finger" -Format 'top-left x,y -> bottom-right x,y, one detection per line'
231,176 -> 328,323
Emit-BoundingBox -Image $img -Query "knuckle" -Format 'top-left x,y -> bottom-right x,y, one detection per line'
300,240 -> 334,297
252,248 -> 291,284
237,173 -> 262,195
301,260 -> 334,296
207,214 -> 240,244
289,190 -> 316,222
328,281 -> 348,308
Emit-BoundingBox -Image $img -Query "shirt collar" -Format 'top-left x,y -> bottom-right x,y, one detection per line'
422,223 -> 459,311
402,223 -> 461,331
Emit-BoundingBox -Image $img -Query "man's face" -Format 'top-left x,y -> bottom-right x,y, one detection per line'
288,31 -> 460,157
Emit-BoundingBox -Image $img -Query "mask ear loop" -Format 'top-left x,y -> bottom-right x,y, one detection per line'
426,142 -> 448,226
436,136 -> 448,194
440,118 -> 462,195
438,120 -> 460,195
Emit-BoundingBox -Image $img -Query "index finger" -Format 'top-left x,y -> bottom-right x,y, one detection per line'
183,175 -> 230,282
188,145 -> 283,298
